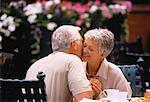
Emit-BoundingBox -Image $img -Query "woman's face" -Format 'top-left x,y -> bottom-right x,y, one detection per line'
82,37 -> 101,64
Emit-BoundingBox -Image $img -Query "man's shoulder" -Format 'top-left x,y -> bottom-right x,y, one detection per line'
31,56 -> 47,66
50,52 -> 82,63
65,55 -> 82,65
58,52 -> 81,61
68,54 -> 81,59
52,51 -> 79,58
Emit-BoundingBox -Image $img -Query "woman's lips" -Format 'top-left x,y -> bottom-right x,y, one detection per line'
82,54 -> 89,57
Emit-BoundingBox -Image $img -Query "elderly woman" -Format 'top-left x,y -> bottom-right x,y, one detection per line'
82,28 -> 132,98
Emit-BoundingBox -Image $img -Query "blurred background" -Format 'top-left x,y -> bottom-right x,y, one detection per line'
0,0 -> 150,97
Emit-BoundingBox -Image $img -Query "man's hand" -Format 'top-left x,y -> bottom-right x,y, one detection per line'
90,78 -> 102,99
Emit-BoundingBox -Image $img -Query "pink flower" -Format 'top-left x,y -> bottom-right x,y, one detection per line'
120,6 -> 127,14
75,19 -> 83,26
101,4 -> 112,19
66,10 -> 73,15
72,3 -> 86,14
80,14 -> 85,19
120,9 -> 126,15
62,1 -> 73,10
80,13 -> 89,20
85,1 -> 91,11
63,1 -> 91,14
112,4 -> 121,14
44,1 -> 53,11
94,0 -> 101,6
120,1 -> 132,12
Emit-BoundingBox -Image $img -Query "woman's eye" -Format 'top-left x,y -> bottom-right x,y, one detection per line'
89,48 -> 93,51
89,47 -> 94,51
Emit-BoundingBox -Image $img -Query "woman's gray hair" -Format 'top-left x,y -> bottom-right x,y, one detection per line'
52,25 -> 81,51
84,28 -> 114,57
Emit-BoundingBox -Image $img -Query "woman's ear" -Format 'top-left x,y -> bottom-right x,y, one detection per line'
99,50 -> 106,58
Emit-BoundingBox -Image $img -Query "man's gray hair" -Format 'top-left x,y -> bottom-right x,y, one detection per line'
84,28 -> 114,57
52,25 -> 81,51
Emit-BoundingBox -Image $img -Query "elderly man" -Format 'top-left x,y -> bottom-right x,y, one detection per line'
82,28 -> 132,98
25,25 -> 93,102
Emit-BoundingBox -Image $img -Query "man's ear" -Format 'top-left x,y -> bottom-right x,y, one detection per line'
71,41 -> 78,50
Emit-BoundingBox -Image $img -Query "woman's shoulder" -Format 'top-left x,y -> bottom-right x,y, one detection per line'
108,61 -> 123,75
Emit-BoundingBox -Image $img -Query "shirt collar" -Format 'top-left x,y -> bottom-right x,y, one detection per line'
96,58 -> 109,80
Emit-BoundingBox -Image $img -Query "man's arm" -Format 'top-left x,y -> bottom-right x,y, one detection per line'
74,91 -> 93,102
68,56 -> 94,101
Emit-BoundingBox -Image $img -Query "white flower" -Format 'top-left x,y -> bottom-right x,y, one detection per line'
8,24 -> 16,32
90,5 -> 98,13
24,4 -> 34,15
61,6 -> 67,11
115,4 -> 121,9
2,19 -> 9,27
5,30 -> 11,37
0,14 -> 7,20
2,16 -> 14,27
85,22 -> 90,28
18,0 -> 26,7
109,5 -> 114,9
47,14 -> 53,19
121,5 -> 127,11
0,28 -> 5,33
47,22 -> 57,31
0,44 -> 2,49
23,4 -> 32,11
54,0 -> 61,4
9,2 -> 17,7
109,4 -> 127,14
27,14 -> 37,24
24,9 -> 32,16
0,22 -> 3,29
24,2 -> 43,16
7,16 -> 14,25
84,13 -> 89,18
0,35 -> 2,42
34,2 -> 43,13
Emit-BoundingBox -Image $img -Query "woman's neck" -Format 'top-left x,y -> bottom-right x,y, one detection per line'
87,60 -> 102,75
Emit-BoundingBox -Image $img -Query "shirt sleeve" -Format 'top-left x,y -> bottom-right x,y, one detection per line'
67,56 -> 92,96
115,71 -> 132,98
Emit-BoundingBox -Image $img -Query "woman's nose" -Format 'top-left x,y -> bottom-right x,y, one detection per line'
83,50 -> 88,56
